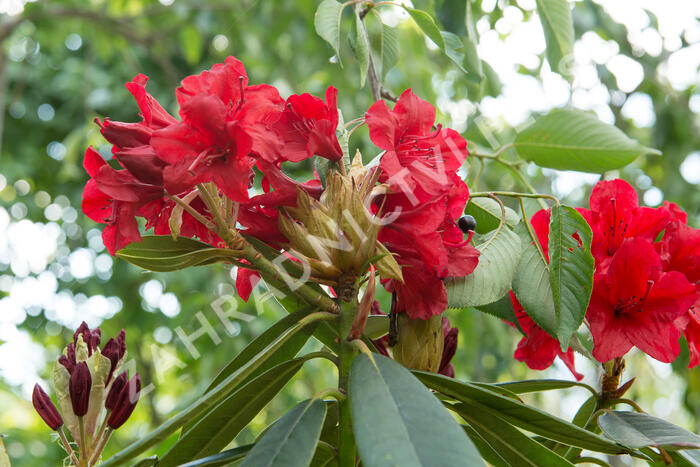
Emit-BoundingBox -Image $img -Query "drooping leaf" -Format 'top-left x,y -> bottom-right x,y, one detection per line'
177,445 -> 254,467
350,353 -> 484,466
535,0 -> 574,76
403,7 -> 446,50
599,411 -> 700,451
240,399 -> 327,467
464,197 -> 520,234
440,31 -> 469,75
314,0 -> 345,65
116,236 -> 241,272
559,395 -> 598,459
493,379 -> 595,395
512,221 -> 557,335
353,8 -> 370,87
414,371 -> 629,455
513,109 -> 661,173
453,400 -> 575,466
547,205 -> 594,349
161,360 -> 305,465
380,22 -> 399,77
446,226 -> 521,308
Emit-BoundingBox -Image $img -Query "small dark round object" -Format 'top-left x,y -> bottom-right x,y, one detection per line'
458,214 -> 477,233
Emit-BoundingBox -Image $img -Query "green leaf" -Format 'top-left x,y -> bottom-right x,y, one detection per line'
599,411 -> 700,450
473,294 -> 524,334
463,425 -> 510,467
403,7 -> 446,50
482,60 -> 503,97
350,353 -> 484,466
446,226 -> 521,308
364,314 -> 388,339
353,8 -> 370,87
414,371 -> 629,455
161,359 -> 304,465
179,25 -> 203,65
452,400 -> 575,466
99,315 -> 328,467
440,31 -> 468,75
203,308 -> 316,394
240,399 -> 327,467
116,236 -> 240,272
559,395 -> 598,459
513,109 -> 661,173
314,0 -> 345,65
547,205 -> 594,349
512,221 -> 557,335
177,444 -> 254,467
464,197 -> 520,234
130,456 -> 158,467
493,379 -> 594,395
380,22 -> 399,78
535,0 -> 574,76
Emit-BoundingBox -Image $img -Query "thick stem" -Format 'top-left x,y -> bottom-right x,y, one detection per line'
78,417 -> 88,466
338,300 -> 359,467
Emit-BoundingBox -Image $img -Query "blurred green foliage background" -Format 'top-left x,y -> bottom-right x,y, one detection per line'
0,0 -> 698,464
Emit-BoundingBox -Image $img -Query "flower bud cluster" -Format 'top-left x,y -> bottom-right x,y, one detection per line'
32,322 -> 140,465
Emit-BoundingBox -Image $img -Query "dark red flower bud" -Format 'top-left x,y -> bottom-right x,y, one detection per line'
69,362 -> 92,417
438,318 -> 458,378
105,371 -> 128,411
73,321 -> 101,356
107,374 -> 141,429
102,329 -> 126,384
32,384 -> 63,430
59,343 -> 77,374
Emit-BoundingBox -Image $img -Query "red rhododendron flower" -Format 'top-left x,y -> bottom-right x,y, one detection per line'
510,293 -> 583,380
579,179 -> 670,271
365,89 -> 467,196
151,57 -> 287,202
268,87 -> 343,162
587,237 -> 697,363
82,148 -> 163,254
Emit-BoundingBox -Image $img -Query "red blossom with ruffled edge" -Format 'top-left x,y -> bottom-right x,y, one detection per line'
509,292 -> 583,380
365,88 -> 467,196
82,147 -> 164,255
578,179 -> 671,272
263,86 -> 343,163
151,56 -> 286,202
657,212 -> 700,366
587,237 -> 697,363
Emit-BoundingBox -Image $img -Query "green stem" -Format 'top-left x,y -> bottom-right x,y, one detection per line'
97,312 -> 336,467
338,300 -> 359,467
315,388 -> 347,403
573,456 -> 610,466
610,398 -> 644,413
58,427 -> 80,467
78,417 -> 88,466
88,428 -> 112,466
195,184 -> 340,315
470,190 -> 559,205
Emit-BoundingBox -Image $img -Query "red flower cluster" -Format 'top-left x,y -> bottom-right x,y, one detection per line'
579,179 -> 698,365
83,59 -> 479,320
84,57 -> 340,255
366,89 -> 479,320
511,179 -> 699,379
